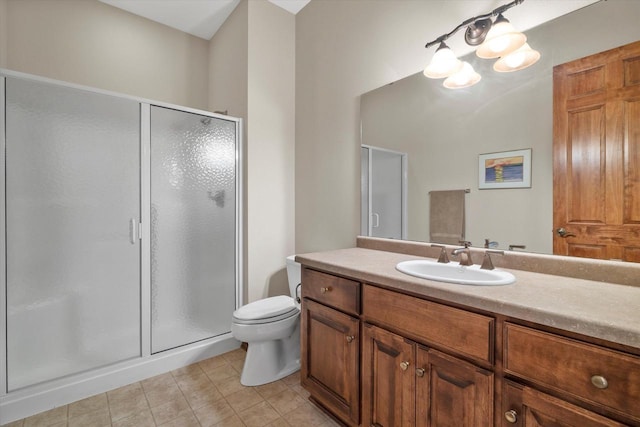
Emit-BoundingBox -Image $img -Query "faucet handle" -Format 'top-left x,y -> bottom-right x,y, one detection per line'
459,240 -> 472,248
430,244 -> 450,263
481,250 -> 504,270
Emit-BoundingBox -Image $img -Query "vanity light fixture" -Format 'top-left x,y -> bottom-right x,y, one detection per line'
423,0 -> 540,89
443,61 -> 481,89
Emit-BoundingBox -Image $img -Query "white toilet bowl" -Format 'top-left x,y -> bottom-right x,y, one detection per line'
231,256 -> 301,386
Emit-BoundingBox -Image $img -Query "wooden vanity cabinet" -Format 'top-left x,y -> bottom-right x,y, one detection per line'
300,268 -> 361,426
362,323 -> 493,427
300,267 -> 640,427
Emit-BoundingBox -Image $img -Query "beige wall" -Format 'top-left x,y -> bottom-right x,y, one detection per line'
246,1 -> 296,301
294,0 -> 597,254
3,0 -> 209,109
208,0 -> 248,119
0,0 -> 7,68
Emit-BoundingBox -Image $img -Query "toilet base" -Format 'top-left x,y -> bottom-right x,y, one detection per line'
240,323 -> 300,386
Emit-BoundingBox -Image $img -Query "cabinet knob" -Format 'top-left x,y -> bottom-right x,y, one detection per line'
346,335 -> 355,343
320,286 -> 332,294
415,368 -> 425,377
591,375 -> 609,389
504,409 -> 518,423
400,361 -> 410,371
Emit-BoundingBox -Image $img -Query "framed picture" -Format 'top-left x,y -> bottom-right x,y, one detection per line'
478,149 -> 531,189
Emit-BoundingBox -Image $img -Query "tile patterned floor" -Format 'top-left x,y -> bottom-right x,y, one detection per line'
3,349 -> 341,427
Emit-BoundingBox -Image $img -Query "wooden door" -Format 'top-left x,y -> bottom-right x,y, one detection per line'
416,348 -> 493,427
301,299 -> 360,426
553,40 -> 640,261
502,381 -> 626,427
362,323 -> 415,427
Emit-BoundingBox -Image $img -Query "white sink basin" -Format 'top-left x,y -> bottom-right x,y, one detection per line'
396,259 -> 515,286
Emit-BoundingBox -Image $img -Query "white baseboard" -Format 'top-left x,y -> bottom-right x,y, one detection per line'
0,334 -> 240,424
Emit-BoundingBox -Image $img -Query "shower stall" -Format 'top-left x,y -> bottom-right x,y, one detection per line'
0,71 -> 242,423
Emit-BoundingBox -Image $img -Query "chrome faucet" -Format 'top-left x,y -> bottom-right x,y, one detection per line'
430,244 -> 450,263
452,246 -> 473,266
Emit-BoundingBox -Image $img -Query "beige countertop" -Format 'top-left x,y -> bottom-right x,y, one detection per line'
296,247 -> 640,350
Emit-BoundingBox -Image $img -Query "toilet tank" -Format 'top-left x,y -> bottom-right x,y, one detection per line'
286,255 -> 301,300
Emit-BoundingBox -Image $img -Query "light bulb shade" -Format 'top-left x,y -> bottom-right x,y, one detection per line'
476,14 -> 526,59
424,42 -> 463,79
493,43 -> 541,72
443,62 -> 481,89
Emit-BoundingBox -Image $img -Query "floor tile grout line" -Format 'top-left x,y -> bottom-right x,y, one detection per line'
168,363 -> 205,427
10,349 -> 324,427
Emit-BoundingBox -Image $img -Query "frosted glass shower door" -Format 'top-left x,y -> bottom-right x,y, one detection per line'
150,106 -> 237,353
361,146 -> 407,240
5,78 -> 141,391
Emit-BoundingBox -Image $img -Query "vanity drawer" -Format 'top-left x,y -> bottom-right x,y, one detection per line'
362,285 -> 494,364
504,323 -> 640,421
302,268 -> 360,316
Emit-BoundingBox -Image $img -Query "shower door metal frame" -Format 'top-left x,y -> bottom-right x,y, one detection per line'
0,76 -> 7,396
0,69 -> 243,419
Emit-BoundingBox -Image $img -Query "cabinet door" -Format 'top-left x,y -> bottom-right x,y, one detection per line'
362,323 -> 415,427
503,381 -> 626,427
416,348 -> 493,427
301,298 -> 360,426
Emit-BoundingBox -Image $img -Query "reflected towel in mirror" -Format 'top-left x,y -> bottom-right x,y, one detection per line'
429,189 -> 467,245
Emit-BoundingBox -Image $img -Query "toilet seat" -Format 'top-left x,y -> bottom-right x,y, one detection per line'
233,295 -> 299,325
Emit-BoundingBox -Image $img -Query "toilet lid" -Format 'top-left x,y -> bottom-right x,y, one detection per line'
233,295 -> 298,322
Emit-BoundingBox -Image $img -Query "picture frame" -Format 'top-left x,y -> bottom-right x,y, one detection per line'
478,148 -> 531,189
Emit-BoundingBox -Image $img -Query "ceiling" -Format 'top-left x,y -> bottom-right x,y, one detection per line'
98,0 -> 311,40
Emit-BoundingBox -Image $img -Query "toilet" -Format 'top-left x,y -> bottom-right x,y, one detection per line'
231,255 -> 301,386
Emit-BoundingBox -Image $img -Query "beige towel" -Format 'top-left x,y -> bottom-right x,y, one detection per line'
429,190 -> 466,245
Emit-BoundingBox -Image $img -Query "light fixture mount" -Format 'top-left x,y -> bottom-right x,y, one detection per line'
464,18 -> 492,46
424,0 -> 524,49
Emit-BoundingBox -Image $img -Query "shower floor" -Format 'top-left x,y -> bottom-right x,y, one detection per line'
3,348 -> 339,427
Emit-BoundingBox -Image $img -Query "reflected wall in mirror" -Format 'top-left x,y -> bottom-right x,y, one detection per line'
360,0 -> 640,256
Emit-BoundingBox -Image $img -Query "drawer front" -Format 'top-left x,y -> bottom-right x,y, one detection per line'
504,323 -> 640,421
362,285 -> 494,364
302,268 -> 360,315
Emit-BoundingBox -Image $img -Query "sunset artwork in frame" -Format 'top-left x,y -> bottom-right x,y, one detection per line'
478,149 -> 531,189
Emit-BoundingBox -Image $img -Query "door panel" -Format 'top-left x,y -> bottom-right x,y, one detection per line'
150,106 -> 237,353
417,349 -> 493,427
5,77 -> 141,390
553,40 -> 640,261
624,99 -> 640,223
361,146 -> 406,240
371,149 -> 404,239
566,107 -> 606,223
362,324 -> 415,427
301,299 -> 360,426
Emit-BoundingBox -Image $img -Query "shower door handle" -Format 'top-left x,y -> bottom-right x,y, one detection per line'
129,218 -> 137,244
372,213 -> 380,228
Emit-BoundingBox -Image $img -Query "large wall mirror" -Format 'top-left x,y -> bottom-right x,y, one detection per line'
361,0 -> 640,257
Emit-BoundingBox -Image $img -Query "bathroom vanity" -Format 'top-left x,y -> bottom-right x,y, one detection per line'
298,238 -> 640,427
